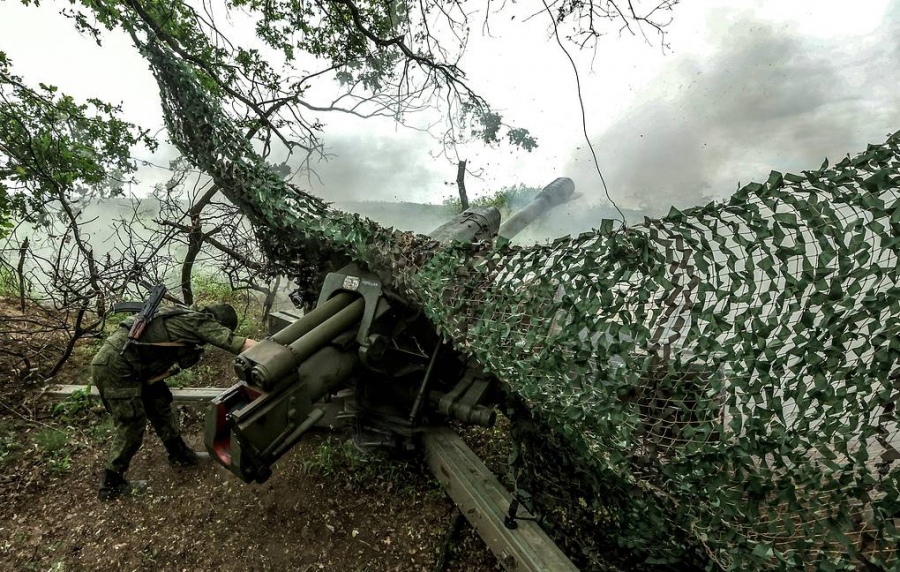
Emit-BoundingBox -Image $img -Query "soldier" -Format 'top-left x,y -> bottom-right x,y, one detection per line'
91,303 -> 258,501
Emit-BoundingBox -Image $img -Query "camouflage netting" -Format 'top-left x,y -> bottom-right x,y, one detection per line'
142,40 -> 899,571
418,147 -> 900,570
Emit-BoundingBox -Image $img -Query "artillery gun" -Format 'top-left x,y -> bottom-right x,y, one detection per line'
204,178 -> 579,570
205,177 -> 573,480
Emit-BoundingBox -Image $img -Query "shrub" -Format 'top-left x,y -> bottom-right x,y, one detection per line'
51,387 -> 93,422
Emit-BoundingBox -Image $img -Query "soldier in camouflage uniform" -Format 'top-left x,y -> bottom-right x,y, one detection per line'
91,304 -> 257,501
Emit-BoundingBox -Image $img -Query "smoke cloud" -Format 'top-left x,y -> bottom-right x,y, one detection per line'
295,131 -> 449,204
566,6 -> 899,216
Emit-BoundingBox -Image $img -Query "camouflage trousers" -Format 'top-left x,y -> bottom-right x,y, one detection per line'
91,347 -> 181,474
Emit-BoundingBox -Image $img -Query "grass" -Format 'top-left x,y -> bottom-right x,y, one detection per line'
166,362 -> 218,388
191,272 -> 234,305
302,437 -> 438,497
0,263 -> 19,297
1,419 -> 76,476
302,437 -> 355,478
33,428 -> 72,474
0,421 -> 23,466
50,388 -> 94,422
166,368 -> 195,388
235,311 -> 264,339
190,272 -> 267,340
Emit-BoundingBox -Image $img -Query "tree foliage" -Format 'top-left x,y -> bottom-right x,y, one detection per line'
4,0 -> 679,229
57,0 -> 542,158
53,0 -> 676,161
0,51 -> 155,232
442,182 -> 543,214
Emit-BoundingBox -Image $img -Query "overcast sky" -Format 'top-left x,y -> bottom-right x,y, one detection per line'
1,0 -> 896,218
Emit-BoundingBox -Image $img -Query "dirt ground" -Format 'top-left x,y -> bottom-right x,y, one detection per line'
0,332 -> 505,571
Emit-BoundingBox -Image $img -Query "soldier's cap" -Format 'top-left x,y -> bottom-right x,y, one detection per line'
202,304 -> 239,332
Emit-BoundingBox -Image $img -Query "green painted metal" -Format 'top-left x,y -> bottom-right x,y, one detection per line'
46,384 -> 222,402
424,427 -> 579,572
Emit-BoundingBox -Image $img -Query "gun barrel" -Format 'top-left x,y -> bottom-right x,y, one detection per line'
245,297 -> 365,390
428,206 -> 501,243
497,177 -> 575,242
269,292 -> 356,345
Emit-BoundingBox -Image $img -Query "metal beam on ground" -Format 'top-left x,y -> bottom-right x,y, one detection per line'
45,384 -> 223,402
423,427 -> 579,572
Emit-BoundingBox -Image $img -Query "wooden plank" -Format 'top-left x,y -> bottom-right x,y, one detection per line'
44,385 -> 225,402
423,427 -> 579,572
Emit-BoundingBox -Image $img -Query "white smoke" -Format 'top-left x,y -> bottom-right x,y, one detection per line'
566,5 -> 899,215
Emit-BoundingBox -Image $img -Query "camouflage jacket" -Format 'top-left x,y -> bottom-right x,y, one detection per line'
92,308 -> 247,382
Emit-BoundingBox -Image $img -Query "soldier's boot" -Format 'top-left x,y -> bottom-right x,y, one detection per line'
163,436 -> 210,467
98,469 -> 148,501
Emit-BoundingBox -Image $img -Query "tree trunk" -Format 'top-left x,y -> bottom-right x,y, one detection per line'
456,160 -> 469,212
181,222 -> 203,306
262,275 -> 281,323
179,185 -> 220,306
48,303 -> 87,378
16,237 -> 29,313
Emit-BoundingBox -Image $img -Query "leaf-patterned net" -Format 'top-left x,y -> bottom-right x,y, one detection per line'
144,39 -> 899,570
